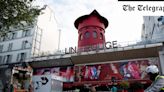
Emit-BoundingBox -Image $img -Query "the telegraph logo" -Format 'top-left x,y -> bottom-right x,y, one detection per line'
118,0 -> 163,1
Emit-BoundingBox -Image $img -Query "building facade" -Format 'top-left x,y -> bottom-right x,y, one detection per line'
74,10 -> 108,48
0,26 -> 42,65
141,16 -> 164,43
29,11 -> 164,92
0,7 -> 60,65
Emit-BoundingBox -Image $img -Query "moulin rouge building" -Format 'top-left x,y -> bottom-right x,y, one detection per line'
30,10 -> 164,91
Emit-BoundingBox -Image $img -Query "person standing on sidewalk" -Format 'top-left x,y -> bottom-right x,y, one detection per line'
144,65 -> 164,92
111,84 -> 117,92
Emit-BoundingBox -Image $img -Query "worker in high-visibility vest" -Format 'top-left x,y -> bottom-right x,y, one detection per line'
144,65 -> 164,92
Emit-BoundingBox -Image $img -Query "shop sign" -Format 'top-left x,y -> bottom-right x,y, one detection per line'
65,41 -> 118,54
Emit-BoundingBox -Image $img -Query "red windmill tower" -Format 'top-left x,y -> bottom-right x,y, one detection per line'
74,10 -> 108,51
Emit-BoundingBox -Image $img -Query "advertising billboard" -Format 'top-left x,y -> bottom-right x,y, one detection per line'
74,57 -> 159,82
33,66 -> 74,82
33,75 -> 51,92
33,75 -> 63,92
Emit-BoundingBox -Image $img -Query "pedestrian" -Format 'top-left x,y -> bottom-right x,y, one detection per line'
144,65 -> 164,92
111,84 -> 117,92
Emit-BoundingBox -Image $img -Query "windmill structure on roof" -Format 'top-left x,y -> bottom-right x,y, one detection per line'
74,9 -> 109,51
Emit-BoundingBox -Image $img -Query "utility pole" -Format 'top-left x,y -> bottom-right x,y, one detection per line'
58,29 -> 61,51
159,45 -> 164,75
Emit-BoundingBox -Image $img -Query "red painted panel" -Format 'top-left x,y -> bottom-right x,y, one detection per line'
76,16 -> 106,48
77,16 -> 106,30
74,58 -> 159,82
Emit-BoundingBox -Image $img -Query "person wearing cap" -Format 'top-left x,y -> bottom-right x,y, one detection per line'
144,65 -> 164,92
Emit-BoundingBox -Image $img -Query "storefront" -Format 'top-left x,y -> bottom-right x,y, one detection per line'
68,57 -> 159,91
29,42 -> 163,91
11,65 -> 33,92
0,65 -> 12,92
0,62 -> 32,92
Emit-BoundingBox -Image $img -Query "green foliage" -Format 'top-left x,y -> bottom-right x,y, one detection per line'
0,0 -> 46,35
119,81 -> 129,89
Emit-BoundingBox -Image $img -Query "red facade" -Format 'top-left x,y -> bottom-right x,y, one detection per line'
74,58 -> 159,82
74,10 -> 108,48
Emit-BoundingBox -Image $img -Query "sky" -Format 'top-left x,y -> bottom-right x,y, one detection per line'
35,0 -> 164,52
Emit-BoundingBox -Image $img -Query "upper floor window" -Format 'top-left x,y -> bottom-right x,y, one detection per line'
93,31 -> 97,39
8,43 -> 13,51
158,16 -> 163,21
79,34 -> 83,40
17,53 -> 26,62
11,32 -> 17,39
85,31 -> 90,39
100,33 -> 103,40
22,29 -> 30,37
8,32 -> 17,40
3,34 -> 8,41
0,36 -> 4,42
0,45 -> 3,52
0,56 -> 2,63
22,40 -> 28,49
3,55 -> 12,64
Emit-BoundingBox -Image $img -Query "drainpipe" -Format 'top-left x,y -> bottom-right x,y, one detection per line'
159,42 -> 164,75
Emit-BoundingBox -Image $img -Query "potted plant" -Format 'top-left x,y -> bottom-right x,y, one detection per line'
130,81 -> 144,92
119,81 -> 129,92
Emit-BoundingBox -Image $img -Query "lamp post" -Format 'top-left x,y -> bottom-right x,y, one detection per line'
58,29 -> 61,52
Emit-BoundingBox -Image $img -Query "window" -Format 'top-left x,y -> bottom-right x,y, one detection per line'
1,36 -> 5,41
0,45 -> 3,52
22,30 -> 30,37
100,33 -> 103,40
0,36 -> 2,42
3,35 -> 8,41
17,53 -> 26,62
158,16 -> 163,21
158,16 -> 164,25
85,31 -> 90,39
79,34 -> 83,40
8,33 -> 16,40
11,32 -> 17,39
22,40 -> 28,49
93,31 -> 97,39
0,56 -> 2,63
3,55 -> 12,64
8,43 -> 13,51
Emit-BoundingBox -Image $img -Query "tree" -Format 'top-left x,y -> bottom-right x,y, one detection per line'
0,0 -> 46,35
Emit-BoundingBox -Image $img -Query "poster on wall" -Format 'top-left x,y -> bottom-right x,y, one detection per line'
33,66 -> 74,82
33,75 -> 51,92
51,79 -> 63,92
74,57 -> 159,82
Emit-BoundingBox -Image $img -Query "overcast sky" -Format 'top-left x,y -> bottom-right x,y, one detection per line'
36,0 -> 164,52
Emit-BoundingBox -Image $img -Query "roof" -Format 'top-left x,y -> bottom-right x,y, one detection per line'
74,10 -> 108,29
28,42 -> 163,68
